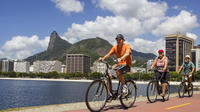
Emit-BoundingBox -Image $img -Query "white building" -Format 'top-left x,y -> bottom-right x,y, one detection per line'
14,61 -> 30,73
31,60 -> 62,73
191,49 -> 200,71
93,61 -> 107,73
146,59 -> 154,73
131,67 -> 146,73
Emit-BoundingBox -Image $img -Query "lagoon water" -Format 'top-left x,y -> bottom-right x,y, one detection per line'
0,79 -> 178,110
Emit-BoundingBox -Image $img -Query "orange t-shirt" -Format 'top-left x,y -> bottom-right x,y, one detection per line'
108,44 -> 132,67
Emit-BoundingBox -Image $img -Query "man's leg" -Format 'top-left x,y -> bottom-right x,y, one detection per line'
106,75 -> 113,94
189,73 -> 193,89
117,70 -> 126,85
117,70 -> 128,95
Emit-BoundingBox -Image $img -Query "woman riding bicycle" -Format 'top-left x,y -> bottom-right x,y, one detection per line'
99,34 -> 132,97
177,55 -> 195,89
150,49 -> 168,97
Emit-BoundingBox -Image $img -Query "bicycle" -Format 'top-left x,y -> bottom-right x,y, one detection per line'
146,69 -> 170,103
178,74 -> 193,98
85,60 -> 137,112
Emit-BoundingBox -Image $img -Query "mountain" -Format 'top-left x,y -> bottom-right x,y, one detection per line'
66,37 -> 112,63
25,31 -> 156,66
25,31 -> 72,63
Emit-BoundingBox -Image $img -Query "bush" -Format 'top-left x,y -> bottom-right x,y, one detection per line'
88,72 -> 103,79
0,70 -> 200,81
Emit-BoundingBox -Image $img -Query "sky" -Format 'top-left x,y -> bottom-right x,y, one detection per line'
0,0 -> 200,59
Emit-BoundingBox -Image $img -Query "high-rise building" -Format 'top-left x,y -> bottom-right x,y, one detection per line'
66,54 -> 91,73
0,60 -> 14,72
191,49 -> 200,71
14,61 -> 30,73
165,34 -> 194,71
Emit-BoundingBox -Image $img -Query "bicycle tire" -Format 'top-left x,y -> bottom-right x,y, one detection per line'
120,80 -> 137,108
162,82 -> 170,101
188,83 -> 193,97
146,80 -> 158,103
85,80 -> 108,112
178,81 -> 186,98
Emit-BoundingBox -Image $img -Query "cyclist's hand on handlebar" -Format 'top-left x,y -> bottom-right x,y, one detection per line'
98,57 -> 104,61
117,58 -> 122,62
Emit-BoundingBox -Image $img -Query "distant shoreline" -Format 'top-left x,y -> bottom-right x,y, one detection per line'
0,77 -> 200,86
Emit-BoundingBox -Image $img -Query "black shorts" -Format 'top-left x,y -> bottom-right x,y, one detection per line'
154,71 -> 168,83
114,65 -> 130,74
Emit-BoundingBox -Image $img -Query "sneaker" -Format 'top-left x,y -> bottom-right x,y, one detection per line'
106,95 -> 112,102
122,85 -> 128,96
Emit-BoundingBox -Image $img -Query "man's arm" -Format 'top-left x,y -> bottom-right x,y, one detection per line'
100,46 -> 115,61
118,51 -> 129,62
191,63 -> 195,74
118,44 -> 131,62
177,66 -> 183,74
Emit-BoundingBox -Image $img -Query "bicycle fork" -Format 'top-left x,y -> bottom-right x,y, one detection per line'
95,81 -> 105,97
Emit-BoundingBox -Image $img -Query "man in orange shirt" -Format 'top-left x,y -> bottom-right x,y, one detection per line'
99,34 -> 132,96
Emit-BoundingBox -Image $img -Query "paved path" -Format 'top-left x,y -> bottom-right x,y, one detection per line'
67,93 -> 200,112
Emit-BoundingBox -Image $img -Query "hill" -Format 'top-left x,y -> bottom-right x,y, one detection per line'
25,31 -> 156,66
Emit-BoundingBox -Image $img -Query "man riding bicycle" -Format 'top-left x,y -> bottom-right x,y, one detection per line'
150,49 -> 168,97
177,55 -> 195,89
99,34 -> 132,98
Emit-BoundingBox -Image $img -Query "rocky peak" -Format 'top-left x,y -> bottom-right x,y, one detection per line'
47,31 -> 61,51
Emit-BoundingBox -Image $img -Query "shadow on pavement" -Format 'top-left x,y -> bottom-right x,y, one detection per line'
103,105 -> 136,111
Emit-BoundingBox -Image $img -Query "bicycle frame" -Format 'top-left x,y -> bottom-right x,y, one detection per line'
100,61 -> 122,98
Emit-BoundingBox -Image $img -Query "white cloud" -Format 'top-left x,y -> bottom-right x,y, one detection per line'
62,0 -> 199,55
64,16 -> 143,43
128,38 -> 165,55
0,35 -> 49,59
51,0 -> 84,14
152,10 -> 199,36
186,32 -> 198,40
60,36 -> 77,44
173,5 -> 179,10
93,0 -> 167,19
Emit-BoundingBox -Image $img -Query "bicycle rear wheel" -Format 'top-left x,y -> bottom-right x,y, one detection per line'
178,82 -> 186,98
162,82 -> 170,101
146,81 -> 158,103
188,83 -> 193,97
120,80 -> 137,108
85,80 -> 108,112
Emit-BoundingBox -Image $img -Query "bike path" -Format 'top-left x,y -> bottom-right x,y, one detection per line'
67,94 -> 200,112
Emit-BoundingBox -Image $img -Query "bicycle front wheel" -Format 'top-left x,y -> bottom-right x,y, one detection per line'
178,82 -> 186,98
188,83 -> 193,97
146,81 -> 158,103
120,80 -> 137,108
85,80 -> 108,112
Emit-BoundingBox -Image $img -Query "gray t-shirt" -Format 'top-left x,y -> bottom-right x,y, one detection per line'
181,61 -> 195,75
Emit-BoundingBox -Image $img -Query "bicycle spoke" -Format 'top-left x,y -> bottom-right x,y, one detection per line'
85,80 -> 107,112
120,81 -> 136,108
